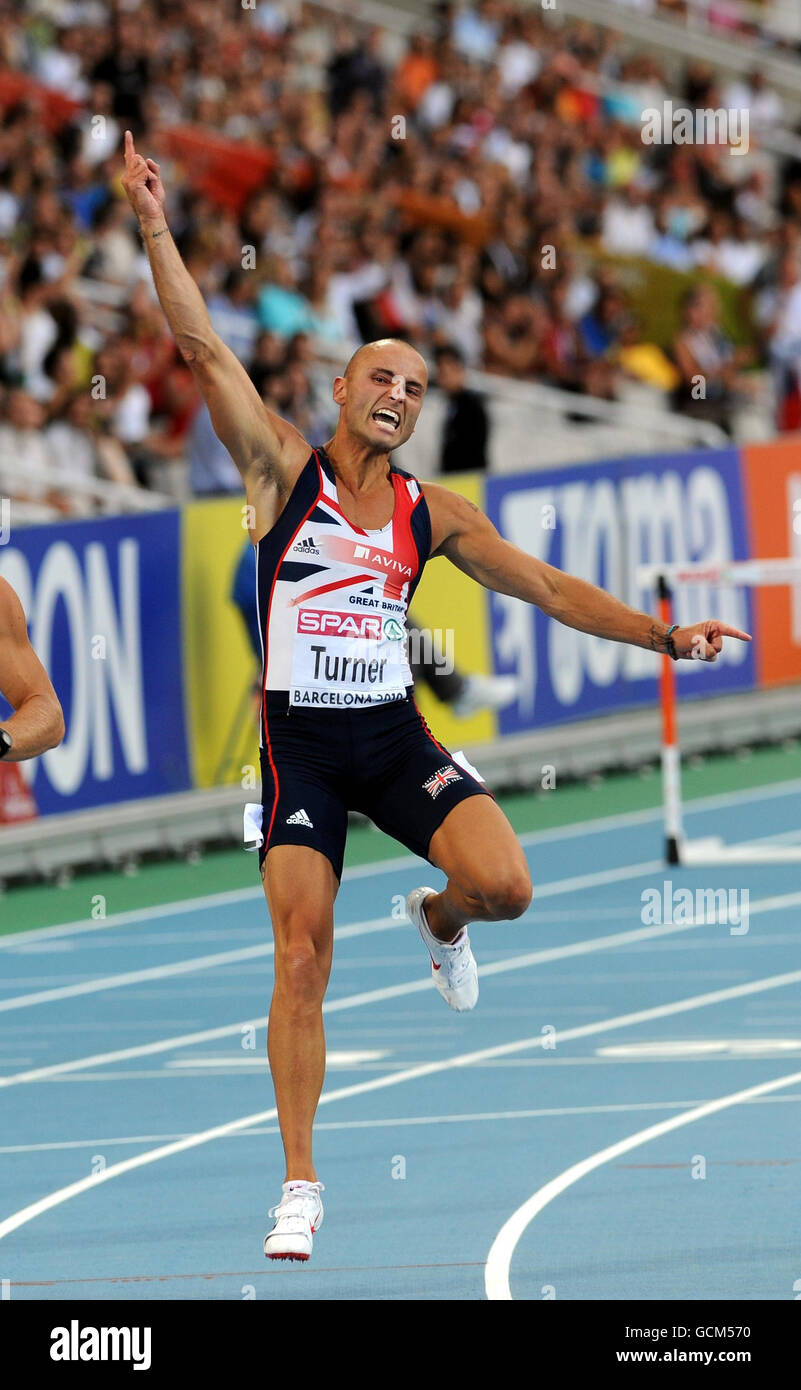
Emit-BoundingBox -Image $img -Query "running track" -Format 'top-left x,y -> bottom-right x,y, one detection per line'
1,780 -> 800,1301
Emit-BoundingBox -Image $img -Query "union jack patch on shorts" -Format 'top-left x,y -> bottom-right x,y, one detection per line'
423,764 -> 463,799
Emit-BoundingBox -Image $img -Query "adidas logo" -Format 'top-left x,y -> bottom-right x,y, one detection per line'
293,536 -> 320,556
286,808 -> 313,827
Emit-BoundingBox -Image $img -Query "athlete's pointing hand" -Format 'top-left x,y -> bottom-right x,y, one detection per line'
121,130 -> 166,223
669,619 -> 752,662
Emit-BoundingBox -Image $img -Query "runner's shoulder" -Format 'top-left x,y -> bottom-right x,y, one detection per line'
0,577 -> 24,635
421,480 -> 484,555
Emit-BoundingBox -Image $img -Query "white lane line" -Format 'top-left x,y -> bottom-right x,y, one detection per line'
7,1091 -> 801,1155
0,859 -> 663,1013
484,1065 -> 801,1301
3,772 -> 800,949
0,857 -> 660,964
0,911 -> 730,1088
0,915 -> 397,1015
2,966 -> 800,1246
4,880 -> 801,1089
0,886 -> 267,950
167,1049 -> 388,1069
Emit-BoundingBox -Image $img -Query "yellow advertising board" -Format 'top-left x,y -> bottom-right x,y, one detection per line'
182,498 -> 260,789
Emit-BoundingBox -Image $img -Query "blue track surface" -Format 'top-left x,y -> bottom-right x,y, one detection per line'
1,781 -> 800,1301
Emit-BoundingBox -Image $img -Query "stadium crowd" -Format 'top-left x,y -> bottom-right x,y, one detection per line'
0,0 -> 800,511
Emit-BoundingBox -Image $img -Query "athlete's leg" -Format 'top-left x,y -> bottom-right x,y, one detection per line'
424,796 -> 532,943
261,843 -> 339,1180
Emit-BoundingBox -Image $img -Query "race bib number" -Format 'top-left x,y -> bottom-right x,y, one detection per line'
290,608 -> 407,707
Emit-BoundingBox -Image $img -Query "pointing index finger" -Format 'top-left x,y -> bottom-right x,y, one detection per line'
124,129 -> 135,161
715,624 -> 752,641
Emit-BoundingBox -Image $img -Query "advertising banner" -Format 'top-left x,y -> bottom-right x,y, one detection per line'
0,511 -> 190,816
486,450 -> 756,735
741,437 -> 801,687
2,439 -> 799,816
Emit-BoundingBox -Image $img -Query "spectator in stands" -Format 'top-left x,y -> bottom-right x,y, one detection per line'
543,278 -> 618,402
0,0 -> 798,479
615,314 -> 680,393
186,402 -> 242,498
89,9 -> 150,126
327,25 -> 387,117
84,197 -> 142,287
46,389 -> 137,512
394,35 -> 439,113
435,343 -> 490,474
257,256 -> 318,340
601,182 -> 655,257
764,252 -> 801,431
0,388 -> 56,505
648,197 -> 696,273
14,256 -> 59,400
433,272 -> 484,366
208,268 -> 260,368
579,285 -> 630,359
484,293 -> 547,378
93,338 -> 153,482
670,284 -> 753,435
451,0 -> 503,65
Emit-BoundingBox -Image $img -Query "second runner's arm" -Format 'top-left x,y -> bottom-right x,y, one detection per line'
426,484 -> 751,661
120,131 -> 308,483
0,578 -> 65,761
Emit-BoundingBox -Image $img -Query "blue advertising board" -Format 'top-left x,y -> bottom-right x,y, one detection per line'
485,450 -> 756,735
0,510 -> 190,815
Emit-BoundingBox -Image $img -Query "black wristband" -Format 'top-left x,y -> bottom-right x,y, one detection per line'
0,728 -> 12,759
664,624 -> 679,661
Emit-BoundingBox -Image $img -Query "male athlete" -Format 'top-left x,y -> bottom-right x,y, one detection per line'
0,577 -> 65,761
122,133 -> 751,1262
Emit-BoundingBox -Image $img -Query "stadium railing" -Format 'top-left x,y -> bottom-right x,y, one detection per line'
0,460 -> 173,520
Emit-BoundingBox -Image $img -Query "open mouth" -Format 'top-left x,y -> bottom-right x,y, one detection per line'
372,408 -> 401,431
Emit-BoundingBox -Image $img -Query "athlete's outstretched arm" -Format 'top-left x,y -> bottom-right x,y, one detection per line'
0,579 -> 65,760
425,484 -> 751,661
121,132 -> 309,484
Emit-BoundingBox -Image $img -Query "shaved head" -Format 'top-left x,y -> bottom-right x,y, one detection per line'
344,338 -> 428,386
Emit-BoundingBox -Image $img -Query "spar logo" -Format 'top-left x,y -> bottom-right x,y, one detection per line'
384,617 -> 404,641
298,608 -> 383,640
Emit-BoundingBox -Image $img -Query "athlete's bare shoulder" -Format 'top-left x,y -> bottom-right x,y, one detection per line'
0,576 -> 24,635
421,480 -> 484,556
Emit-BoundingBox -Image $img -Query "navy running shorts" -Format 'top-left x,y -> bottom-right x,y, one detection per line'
259,690 -> 492,881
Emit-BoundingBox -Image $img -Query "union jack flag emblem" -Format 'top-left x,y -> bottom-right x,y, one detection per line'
423,764 -> 462,799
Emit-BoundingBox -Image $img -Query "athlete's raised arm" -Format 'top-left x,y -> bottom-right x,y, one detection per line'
425,482 -> 751,661
0,578 -> 64,761
121,131 -> 309,496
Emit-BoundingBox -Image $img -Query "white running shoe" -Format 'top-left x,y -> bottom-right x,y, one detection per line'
407,887 -> 479,1012
451,673 -> 520,718
264,1180 -> 324,1262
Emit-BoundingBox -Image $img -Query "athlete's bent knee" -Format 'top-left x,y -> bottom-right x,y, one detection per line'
482,869 -> 532,921
274,941 -> 328,1006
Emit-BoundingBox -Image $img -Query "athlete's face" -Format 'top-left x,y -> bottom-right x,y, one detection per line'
336,349 -> 428,450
